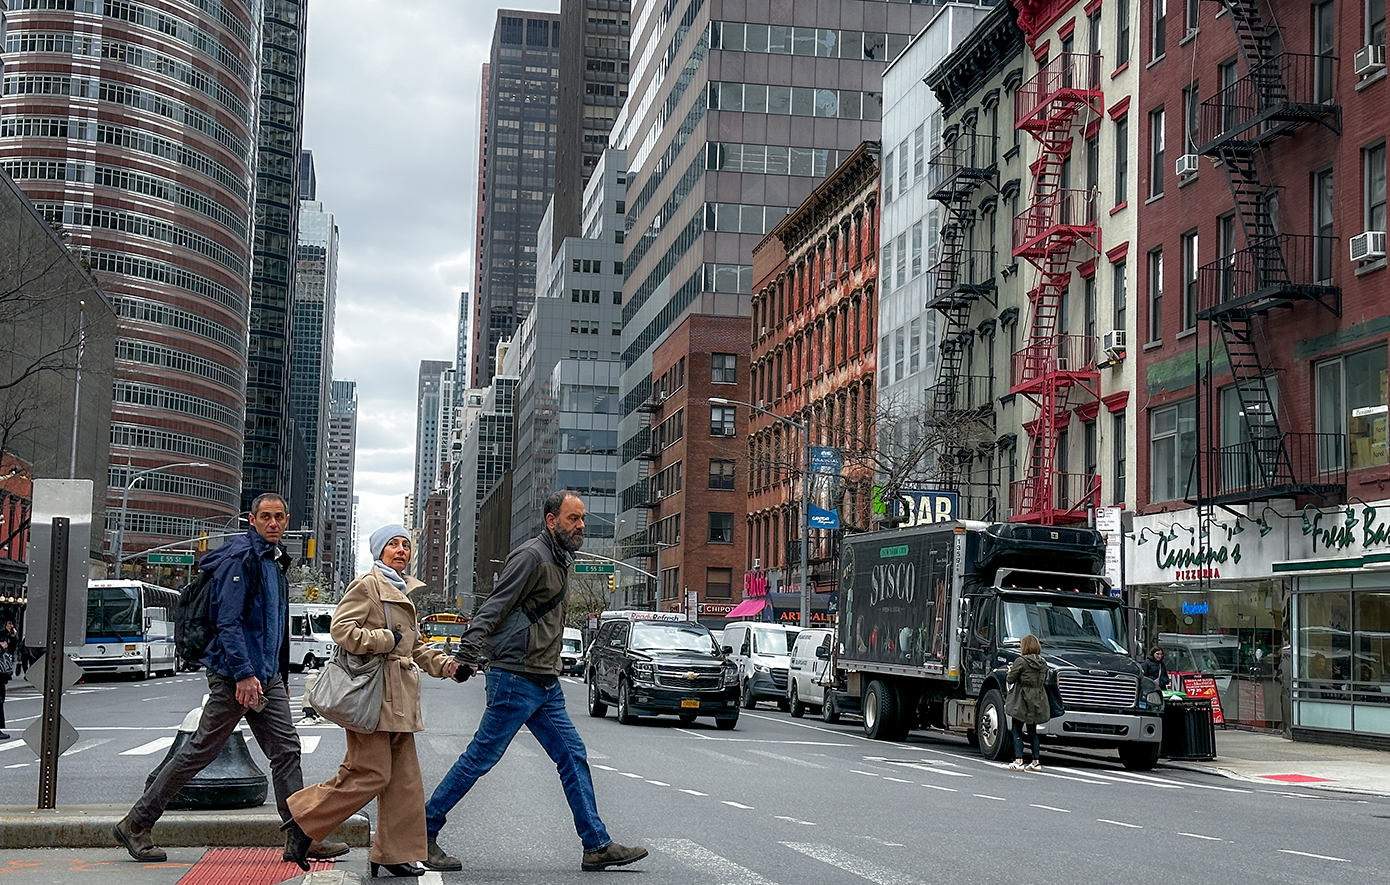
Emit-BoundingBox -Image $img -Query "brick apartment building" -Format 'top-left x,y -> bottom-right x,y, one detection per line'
745,143 -> 882,622
638,315 -> 750,619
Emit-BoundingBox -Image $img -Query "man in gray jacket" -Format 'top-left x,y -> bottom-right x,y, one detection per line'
423,490 -> 646,873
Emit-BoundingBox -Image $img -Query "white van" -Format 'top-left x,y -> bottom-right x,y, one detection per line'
721,621 -> 801,710
786,628 -> 834,718
561,626 -> 584,675
289,603 -> 336,671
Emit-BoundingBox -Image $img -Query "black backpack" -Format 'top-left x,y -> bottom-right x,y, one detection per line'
174,555 -> 259,667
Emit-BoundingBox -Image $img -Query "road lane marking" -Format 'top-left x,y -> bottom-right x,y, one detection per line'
300,735 -> 321,754
1279,849 -> 1349,863
1097,819 -> 1143,828
649,838 -> 780,885
774,815 -> 816,826
781,842 -> 924,885
593,764 -> 618,771
1029,804 -> 1070,813
61,738 -> 114,757
1028,770 -> 1113,785
139,696 -> 170,702
120,737 -> 175,756
882,777 -> 913,783
973,794 -> 1006,801
1178,833 -> 1225,841
746,749 -> 827,769
5,763 -> 28,769
619,772 -> 643,778
679,789 -> 708,796
861,836 -> 903,846
1104,769 -> 1249,792
850,770 -> 879,777
722,801 -> 755,809
864,757 -> 973,778
688,746 -> 756,766
0,740 -> 26,753
646,780 -> 670,786
1065,769 -> 1182,789
921,784 -> 957,793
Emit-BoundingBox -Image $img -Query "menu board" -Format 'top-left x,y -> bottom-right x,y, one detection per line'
1180,674 -> 1225,725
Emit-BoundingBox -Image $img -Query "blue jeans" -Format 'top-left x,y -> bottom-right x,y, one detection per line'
425,669 -> 610,853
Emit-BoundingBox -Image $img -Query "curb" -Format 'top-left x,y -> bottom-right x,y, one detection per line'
0,804 -> 370,850
282,873 -> 363,885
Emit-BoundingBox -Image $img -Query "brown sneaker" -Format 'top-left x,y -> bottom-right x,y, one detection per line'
424,839 -> 462,872
582,841 -> 648,871
283,835 -> 350,861
113,816 -> 167,863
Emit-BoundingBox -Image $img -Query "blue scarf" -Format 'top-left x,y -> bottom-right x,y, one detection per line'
375,561 -> 408,593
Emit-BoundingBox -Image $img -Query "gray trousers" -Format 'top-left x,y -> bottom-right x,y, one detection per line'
129,671 -> 303,829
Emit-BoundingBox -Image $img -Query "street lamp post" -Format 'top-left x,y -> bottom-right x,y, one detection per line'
113,460 -> 211,576
709,396 -> 811,630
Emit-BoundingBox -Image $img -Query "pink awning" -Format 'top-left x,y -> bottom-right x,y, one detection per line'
724,598 -> 767,619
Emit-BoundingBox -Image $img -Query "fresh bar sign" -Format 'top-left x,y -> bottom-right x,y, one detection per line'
574,563 -> 615,574
147,553 -> 195,565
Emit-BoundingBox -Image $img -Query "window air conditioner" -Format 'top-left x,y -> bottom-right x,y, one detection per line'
1102,329 -> 1127,355
1175,153 -> 1200,177
1350,230 -> 1387,262
1354,44 -> 1386,76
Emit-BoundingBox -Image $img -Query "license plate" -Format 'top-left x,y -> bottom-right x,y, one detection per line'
680,699 -> 700,709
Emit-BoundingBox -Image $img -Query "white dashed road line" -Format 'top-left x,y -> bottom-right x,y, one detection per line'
850,769 -> 879,777
1097,819 -> 1143,828
1178,832 -> 1226,841
781,842 -> 925,885
920,784 -> 957,793
1030,804 -> 1070,813
119,736 -> 175,756
646,780 -> 670,786
973,794 -> 1006,801
722,801 -> 755,809
773,815 -> 817,826
1279,849 -> 1349,863
649,838 -> 781,885
679,789 -> 708,796
745,749 -> 827,769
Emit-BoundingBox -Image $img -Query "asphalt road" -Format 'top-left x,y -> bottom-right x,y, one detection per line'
2,671 -> 1387,884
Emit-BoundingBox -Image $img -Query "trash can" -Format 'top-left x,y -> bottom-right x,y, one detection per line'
1161,696 -> 1217,760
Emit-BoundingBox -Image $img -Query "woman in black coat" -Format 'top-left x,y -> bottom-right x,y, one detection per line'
0,619 -> 18,740
1142,647 -> 1169,690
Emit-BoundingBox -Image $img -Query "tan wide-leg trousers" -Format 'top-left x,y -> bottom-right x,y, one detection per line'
288,730 -> 426,864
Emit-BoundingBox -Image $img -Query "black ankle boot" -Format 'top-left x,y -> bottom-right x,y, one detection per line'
369,861 -> 425,878
279,817 -> 311,871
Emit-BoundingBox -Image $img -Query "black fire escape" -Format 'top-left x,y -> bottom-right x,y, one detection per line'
1189,0 -> 1345,506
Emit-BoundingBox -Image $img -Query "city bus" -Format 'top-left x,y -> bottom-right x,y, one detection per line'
69,580 -> 180,679
419,612 -> 468,647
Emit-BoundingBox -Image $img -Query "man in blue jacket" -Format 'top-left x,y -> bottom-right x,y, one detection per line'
114,493 -> 343,866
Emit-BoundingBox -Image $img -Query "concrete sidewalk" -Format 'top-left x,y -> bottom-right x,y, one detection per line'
0,804 -> 369,849
1161,727 -> 1390,796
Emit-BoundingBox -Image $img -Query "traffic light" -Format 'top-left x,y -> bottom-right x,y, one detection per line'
306,586 -> 319,602
306,537 -> 316,559
607,574 -> 615,593
198,532 -> 208,552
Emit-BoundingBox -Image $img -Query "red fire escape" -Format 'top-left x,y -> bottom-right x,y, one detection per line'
1010,52 -> 1103,524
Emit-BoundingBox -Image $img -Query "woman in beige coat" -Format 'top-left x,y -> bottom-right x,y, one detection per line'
283,525 -> 458,878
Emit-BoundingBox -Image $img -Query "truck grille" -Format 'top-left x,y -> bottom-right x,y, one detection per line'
771,667 -> 788,690
655,665 -> 724,691
1056,670 -> 1138,709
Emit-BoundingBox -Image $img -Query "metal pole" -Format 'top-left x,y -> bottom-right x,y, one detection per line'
114,474 -> 134,579
801,426 -> 811,630
68,301 -> 84,480
38,517 -> 69,809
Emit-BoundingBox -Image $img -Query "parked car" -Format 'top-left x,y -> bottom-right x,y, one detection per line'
787,628 -> 834,718
587,611 -> 740,729
721,621 -> 801,710
561,626 -> 584,675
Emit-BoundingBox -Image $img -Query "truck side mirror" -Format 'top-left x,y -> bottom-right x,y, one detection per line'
721,645 -> 733,655
815,647 -> 829,660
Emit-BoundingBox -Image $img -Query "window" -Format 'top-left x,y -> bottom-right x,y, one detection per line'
1150,399 -> 1197,501
712,352 -> 737,384
914,124 -> 925,179
1218,60 -> 1239,133
1149,108 -> 1165,198
1217,212 -> 1238,301
709,512 -> 734,543
1152,0 -> 1167,59
1113,259 -> 1128,333
894,327 -> 905,382
1086,134 -> 1100,221
706,567 -> 733,598
898,138 -> 909,195
1114,116 -> 1129,207
1084,420 -> 1098,486
880,242 -> 893,294
1113,409 -> 1127,505
1116,0 -> 1131,67
1220,380 -> 1279,490
1186,0 -> 1199,31
883,149 -> 894,203
1371,0 -> 1387,44
1317,345 -> 1390,470
1366,142 -> 1387,234
1084,275 -> 1097,340
709,458 -> 736,489
895,233 -> 907,288
1147,248 -> 1164,343
1314,1 -> 1335,103
1314,167 -> 1335,282
1181,229 -> 1198,330
710,405 -> 736,437
909,317 -> 921,374
1182,82 -> 1200,154
911,221 -> 923,277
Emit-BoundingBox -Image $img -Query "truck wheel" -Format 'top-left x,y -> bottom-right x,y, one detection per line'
303,655 -> 319,672
587,676 -> 608,718
1119,742 -> 1162,771
863,680 -> 901,741
617,680 -> 637,724
741,680 -> 757,709
789,683 -> 805,718
976,689 -> 1014,761
715,713 -> 738,730
821,691 -> 841,724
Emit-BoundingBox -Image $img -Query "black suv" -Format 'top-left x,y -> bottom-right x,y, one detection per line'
586,614 -> 740,729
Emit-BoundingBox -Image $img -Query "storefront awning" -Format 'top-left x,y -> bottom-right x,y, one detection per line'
725,598 -> 767,619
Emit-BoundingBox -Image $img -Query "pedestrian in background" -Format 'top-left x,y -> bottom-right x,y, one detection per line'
0,618 -> 17,739
1142,646 -> 1170,690
282,525 -> 459,879
113,494 -> 346,867
424,490 -> 647,873
1006,633 -> 1049,772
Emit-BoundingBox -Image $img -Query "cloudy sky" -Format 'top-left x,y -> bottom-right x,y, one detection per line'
299,0 -> 554,571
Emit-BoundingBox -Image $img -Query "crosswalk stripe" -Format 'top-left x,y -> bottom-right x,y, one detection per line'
649,838 -> 780,885
0,740 -> 26,753
120,736 -> 175,756
62,738 -> 114,757
780,842 -> 924,885
300,735 -> 320,754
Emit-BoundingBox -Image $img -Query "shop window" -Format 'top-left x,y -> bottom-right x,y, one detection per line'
1150,399 -> 1197,501
1316,344 -> 1389,470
